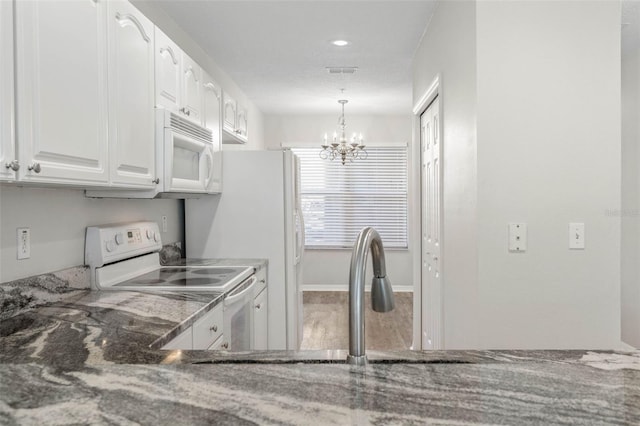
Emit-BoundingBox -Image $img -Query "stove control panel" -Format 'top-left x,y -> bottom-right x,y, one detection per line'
85,221 -> 162,268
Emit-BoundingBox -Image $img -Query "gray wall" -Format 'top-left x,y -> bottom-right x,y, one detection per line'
0,185 -> 183,282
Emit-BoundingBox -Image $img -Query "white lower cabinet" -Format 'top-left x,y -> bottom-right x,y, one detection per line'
161,303 -> 224,350
193,303 -> 224,349
15,0 -> 109,186
207,335 -> 226,350
161,326 -> 192,350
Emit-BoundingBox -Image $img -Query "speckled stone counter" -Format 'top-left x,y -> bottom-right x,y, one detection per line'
1,262 -> 640,425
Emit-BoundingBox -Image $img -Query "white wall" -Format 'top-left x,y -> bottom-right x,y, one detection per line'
475,1 -> 621,349
264,114 -> 414,290
132,0 -> 265,151
621,2 -> 640,348
0,185 -> 183,283
412,0 -> 479,348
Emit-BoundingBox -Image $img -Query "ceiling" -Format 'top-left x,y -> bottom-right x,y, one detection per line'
154,1 -> 438,115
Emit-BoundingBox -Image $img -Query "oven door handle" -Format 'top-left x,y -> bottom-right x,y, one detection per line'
225,276 -> 257,303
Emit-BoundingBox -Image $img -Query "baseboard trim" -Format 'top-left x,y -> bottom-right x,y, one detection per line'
303,284 -> 414,292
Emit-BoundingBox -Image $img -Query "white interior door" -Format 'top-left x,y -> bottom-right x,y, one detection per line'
421,96 -> 442,349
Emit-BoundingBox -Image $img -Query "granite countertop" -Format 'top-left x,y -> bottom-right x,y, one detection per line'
1,260 -> 640,424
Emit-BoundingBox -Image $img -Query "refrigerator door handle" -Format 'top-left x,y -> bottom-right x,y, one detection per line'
295,209 -> 304,265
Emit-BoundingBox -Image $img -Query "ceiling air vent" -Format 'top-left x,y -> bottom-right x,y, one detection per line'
326,67 -> 358,74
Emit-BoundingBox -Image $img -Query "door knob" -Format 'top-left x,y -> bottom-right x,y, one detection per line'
5,160 -> 19,171
28,162 -> 41,173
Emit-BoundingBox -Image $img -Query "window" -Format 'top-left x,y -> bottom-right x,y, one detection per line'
291,146 -> 408,249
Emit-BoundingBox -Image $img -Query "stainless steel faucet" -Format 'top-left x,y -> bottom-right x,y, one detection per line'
347,227 -> 395,365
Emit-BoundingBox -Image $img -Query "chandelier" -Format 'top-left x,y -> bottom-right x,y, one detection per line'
320,99 -> 367,165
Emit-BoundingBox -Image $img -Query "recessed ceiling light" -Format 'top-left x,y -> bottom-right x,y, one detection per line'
332,40 -> 349,47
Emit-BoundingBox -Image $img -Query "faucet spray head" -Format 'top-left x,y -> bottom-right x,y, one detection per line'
371,276 -> 395,313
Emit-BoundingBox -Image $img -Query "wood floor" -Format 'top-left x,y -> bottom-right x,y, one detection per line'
300,291 -> 413,350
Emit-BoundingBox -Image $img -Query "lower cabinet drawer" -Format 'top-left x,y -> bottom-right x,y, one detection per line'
193,304 -> 223,350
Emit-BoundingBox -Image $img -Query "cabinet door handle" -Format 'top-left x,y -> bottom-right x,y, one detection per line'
255,303 -> 261,310
152,178 -> 160,184
5,160 -> 19,171
28,162 -> 41,173
209,325 -> 218,332
221,342 -> 229,349
259,279 -> 266,283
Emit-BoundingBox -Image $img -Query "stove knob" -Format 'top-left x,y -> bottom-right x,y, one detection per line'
146,229 -> 153,240
105,240 -> 116,253
115,233 -> 125,245
153,232 -> 160,242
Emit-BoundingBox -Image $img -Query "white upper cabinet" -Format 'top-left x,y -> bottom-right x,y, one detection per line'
107,0 -> 156,188
15,0 -> 109,186
222,91 -> 248,144
181,53 -> 203,124
202,72 -> 222,192
0,0 -> 16,182
222,92 -> 237,135
155,28 -> 203,125
237,106 -> 248,140
154,27 -> 181,113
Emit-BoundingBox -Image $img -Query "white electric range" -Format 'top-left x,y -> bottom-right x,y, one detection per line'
84,221 -> 253,292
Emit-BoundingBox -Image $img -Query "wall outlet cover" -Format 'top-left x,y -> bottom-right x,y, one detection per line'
508,223 -> 527,253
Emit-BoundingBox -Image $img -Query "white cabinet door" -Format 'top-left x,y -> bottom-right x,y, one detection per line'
181,53 -> 202,124
15,0 -> 109,186
107,0 -> 156,188
202,72 -> 222,193
193,304 -> 223,350
222,92 -> 237,134
236,106 -> 248,141
254,288 -> 268,350
154,27 -> 181,113
0,0 -> 16,182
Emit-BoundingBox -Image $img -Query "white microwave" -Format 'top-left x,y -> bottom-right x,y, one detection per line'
156,109 -> 221,196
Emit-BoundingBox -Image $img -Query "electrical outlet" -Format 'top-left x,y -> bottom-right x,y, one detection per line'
17,228 -> 30,260
161,215 -> 168,233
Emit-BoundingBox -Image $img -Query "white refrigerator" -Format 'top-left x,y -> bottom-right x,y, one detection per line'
185,150 -> 304,350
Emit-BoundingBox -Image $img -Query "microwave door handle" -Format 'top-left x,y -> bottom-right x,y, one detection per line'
225,276 -> 257,304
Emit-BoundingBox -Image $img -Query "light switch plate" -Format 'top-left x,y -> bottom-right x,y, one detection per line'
508,223 -> 527,252
569,222 -> 585,249
17,228 -> 30,260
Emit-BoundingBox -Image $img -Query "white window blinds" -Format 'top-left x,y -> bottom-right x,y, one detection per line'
291,146 -> 408,249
